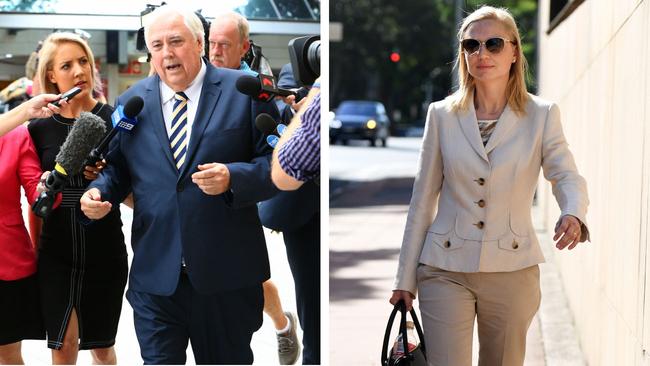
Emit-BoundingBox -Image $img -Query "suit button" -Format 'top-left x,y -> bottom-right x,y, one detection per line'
474,221 -> 485,229
475,178 -> 486,186
476,199 -> 486,208
444,240 -> 451,248
512,240 -> 519,249
176,185 -> 184,192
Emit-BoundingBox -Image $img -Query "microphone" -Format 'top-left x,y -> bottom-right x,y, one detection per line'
236,74 -> 297,103
85,96 -> 144,167
32,112 -> 107,218
51,86 -> 82,107
255,113 -> 287,148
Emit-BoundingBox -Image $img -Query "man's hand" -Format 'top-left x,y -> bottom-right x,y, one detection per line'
80,188 -> 112,220
83,159 -> 106,181
281,94 -> 308,113
191,163 -> 231,195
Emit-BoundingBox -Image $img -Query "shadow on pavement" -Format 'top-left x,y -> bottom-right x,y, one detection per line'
330,177 -> 415,207
329,177 -> 415,303
329,248 -> 400,302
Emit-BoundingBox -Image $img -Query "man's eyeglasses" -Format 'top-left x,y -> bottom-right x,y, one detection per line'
461,37 -> 516,55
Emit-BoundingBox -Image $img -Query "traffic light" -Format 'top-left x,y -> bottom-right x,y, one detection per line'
390,51 -> 401,63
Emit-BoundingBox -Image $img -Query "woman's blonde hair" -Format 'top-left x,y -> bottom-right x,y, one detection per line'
450,5 -> 529,116
37,32 -> 96,95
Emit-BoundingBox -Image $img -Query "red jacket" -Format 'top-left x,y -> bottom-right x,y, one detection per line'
0,125 -> 41,280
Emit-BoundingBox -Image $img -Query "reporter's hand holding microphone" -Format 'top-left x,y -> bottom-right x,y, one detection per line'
0,93 -> 68,137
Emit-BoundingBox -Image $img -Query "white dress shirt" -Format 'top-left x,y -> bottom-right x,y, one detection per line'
159,61 -> 207,145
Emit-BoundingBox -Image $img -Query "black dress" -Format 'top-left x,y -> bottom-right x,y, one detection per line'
28,102 -> 128,350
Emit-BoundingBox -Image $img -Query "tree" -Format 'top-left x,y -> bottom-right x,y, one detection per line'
331,0 -> 538,123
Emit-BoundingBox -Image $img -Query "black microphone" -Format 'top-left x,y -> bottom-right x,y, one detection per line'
85,96 -> 144,167
236,74 -> 297,103
255,113 -> 287,148
51,86 -> 82,107
32,112 -> 107,218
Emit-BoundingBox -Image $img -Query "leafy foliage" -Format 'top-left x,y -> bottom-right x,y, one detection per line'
331,0 -> 538,123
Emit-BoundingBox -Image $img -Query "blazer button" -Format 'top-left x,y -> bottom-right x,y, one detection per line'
176,185 -> 184,192
474,221 -> 485,229
474,178 -> 486,186
444,240 -> 451,248
476,199 -> 486,208
512,240 -> 519,249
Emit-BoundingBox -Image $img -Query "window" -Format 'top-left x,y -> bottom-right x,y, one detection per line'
548,0 -> 585,33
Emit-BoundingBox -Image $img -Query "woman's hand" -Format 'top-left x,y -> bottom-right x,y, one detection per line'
25,93 -> 66,119
389,290 -> 415,311
553,215 -> 582,250
37,171 -> 50,193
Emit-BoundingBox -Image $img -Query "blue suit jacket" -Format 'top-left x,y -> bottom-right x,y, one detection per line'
89,64 -> 280,296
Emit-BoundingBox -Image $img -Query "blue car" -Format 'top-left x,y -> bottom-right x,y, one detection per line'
330,100 -> 390,147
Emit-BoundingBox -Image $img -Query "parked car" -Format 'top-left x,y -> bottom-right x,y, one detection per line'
329,100 -> 390,147
403,118 -> 426,137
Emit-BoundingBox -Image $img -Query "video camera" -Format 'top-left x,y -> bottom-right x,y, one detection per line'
288,35 -> 320,87
243,40 -> 273,76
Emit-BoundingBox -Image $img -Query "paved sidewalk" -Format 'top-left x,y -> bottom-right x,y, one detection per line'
21,203 -> 301,365
329,178 -> 584,365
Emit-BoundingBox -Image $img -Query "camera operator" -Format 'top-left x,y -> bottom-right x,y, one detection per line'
263,78 -> 320,366
271,79 -> 320,191
257,37 -> 320,364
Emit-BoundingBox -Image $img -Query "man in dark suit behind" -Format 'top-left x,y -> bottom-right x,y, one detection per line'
80,5 -> 279,364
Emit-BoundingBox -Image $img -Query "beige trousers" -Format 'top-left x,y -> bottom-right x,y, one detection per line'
416,264 -> 541,366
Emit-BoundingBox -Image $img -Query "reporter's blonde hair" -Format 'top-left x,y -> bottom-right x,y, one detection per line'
38,32 -> 96,95
450,6 -> 529,116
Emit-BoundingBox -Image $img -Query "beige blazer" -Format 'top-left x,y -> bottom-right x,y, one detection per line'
394,93 -> 589,295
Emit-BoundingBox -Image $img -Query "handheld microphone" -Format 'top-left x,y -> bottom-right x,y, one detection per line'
32,112 -> 107,218
85,96 -> 144,167
255,113 -> 286,136
51,86 -> 82,107
255,113 -> 287,148
236,74 -> 297,103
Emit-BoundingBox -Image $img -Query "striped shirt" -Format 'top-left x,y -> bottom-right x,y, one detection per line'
277,92 -> 321,181
478,119 -> 498,146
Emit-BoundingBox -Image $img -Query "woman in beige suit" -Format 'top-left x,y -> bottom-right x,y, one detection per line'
389,6 -> 589,366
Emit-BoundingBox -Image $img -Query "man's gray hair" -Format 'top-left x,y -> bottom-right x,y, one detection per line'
212,11 -> 250,42
144,5 -> 205,56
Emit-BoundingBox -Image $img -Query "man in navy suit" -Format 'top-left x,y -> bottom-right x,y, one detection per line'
80,6 -> 279,364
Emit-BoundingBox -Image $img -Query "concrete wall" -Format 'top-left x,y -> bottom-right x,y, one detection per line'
537,1 -> 650,364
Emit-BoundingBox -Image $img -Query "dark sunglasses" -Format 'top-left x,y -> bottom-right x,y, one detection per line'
461,37 -> 515,55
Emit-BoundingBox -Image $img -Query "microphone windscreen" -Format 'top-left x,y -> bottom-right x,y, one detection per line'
55,112 -> 107,175
236,75 -> 261,96
123,96 -> 144,118
255,113 -> 278,135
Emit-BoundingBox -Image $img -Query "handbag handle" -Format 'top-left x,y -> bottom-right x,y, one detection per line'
381,300 -> 427,365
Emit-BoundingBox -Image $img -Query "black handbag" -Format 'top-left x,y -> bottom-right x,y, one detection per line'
381,300 -> 427,366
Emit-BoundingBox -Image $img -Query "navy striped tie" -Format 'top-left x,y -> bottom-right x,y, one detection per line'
170,92 -> 188,170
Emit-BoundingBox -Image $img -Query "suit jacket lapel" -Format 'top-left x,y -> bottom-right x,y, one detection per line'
145,76 -> 177,170
458,93 -> 489,163
179,65 -> 222,178
484,103 -> 518,155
